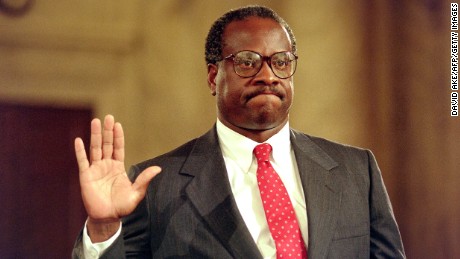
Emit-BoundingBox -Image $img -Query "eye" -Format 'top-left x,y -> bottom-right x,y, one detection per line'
235,58 -> 257,70
272,59 -> 290,70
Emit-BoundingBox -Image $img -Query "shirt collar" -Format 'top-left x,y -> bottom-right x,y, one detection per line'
216,119 -> 291,173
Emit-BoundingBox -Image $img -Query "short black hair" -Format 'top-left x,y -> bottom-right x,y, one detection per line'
205,5 -> 297,65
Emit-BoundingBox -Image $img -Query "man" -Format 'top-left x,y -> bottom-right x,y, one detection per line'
72,5 -> 405,259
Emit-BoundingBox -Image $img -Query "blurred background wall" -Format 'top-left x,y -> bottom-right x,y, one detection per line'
0,0 -> 458,258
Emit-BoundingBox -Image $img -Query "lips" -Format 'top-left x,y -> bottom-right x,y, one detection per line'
246,86 -> 283,101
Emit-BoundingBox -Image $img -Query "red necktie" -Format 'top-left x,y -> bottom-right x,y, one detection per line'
254,143 -> 307,259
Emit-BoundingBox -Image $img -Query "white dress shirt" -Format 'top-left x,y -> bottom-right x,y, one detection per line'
216,119 -> 308,259
83,120 -> 309,258
83,221 -> 122,258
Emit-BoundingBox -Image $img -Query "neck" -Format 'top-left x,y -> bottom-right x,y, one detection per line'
218,117 -> 288,143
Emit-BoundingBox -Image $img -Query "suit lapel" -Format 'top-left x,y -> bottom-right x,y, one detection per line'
181,127 -> 263,259
290,130 -> 344,259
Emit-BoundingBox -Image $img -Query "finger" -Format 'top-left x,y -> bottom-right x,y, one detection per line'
74,137 -> 90,172
90,118 -> 102,162
113,122 -> 125,162
102,115 -> 115,159
132,166 -> 162,200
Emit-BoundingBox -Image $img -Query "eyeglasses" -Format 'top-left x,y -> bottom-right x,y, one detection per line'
223,50 -> 298,79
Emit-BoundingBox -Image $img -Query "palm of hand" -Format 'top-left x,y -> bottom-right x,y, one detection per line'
75,115 -> 160,223
80,158 -> 134,220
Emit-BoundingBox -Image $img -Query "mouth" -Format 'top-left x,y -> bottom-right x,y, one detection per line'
246,87 -> 283,101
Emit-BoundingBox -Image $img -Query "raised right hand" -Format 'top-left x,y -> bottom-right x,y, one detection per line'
74,115 -> 161,242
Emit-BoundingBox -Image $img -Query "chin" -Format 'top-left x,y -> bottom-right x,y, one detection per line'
250,114 -> 285,130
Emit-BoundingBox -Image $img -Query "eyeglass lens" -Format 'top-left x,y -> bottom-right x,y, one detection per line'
232,51 -> 297,79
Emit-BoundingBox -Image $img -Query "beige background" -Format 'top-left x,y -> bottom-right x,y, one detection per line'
0,0 -> 458,258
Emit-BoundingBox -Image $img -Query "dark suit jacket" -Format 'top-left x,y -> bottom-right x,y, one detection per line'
73,126 -> 405,258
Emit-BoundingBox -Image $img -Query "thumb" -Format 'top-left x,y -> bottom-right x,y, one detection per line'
132,166 -> 162,197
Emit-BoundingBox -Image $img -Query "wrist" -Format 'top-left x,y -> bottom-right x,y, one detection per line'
87,217 -> 121,243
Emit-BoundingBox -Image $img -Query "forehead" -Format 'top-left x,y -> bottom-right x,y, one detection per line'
222,17 -> 292,55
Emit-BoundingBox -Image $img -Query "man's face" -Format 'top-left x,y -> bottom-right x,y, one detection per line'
208,17 -> 294,134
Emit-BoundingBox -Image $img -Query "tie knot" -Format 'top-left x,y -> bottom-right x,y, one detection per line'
253,143 -> 272,162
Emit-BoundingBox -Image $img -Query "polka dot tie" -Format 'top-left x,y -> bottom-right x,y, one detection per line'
254,143 -> 307,259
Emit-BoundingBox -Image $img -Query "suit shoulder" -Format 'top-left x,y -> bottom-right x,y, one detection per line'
290,129 -> 373,162
132,137 -> 199,173
291,128 -> 366,150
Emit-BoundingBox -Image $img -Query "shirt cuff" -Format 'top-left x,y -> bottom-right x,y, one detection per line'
82,219 -> 122,259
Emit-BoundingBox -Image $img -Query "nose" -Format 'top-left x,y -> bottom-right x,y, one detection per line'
253,60 -> 279,85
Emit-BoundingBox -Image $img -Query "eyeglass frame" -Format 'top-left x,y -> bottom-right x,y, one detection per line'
222,50 -> 298,79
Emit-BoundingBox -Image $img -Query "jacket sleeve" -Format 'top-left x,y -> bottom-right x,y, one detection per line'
367,150 -> 406,258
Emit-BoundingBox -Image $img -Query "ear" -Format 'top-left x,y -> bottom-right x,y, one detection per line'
207,63 -> 218,96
